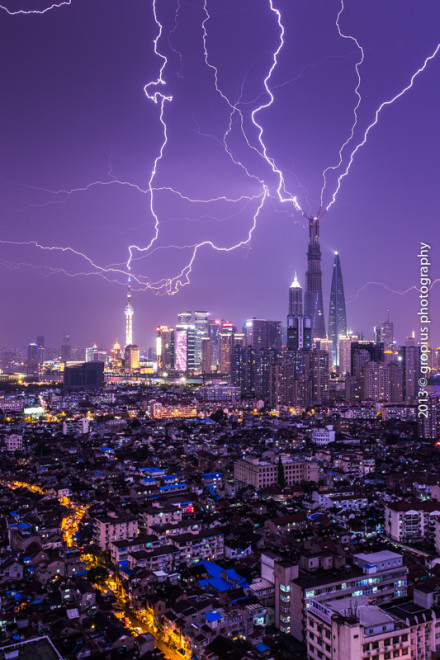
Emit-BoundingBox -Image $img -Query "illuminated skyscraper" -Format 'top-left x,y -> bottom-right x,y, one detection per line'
194,311 -> 209,372
124,276 -> 134,347
304,217 -> 326,339
287,275 -> 312,351
328,252 -> 347,367
288,274 -> 303,316
124,344 -> 140,370
175,313 -> 195,373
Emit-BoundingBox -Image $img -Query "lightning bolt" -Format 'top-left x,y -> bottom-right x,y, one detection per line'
348,279 -> 440,304
250,0 -> 302,213
0,174 -> 260,212
324,38 -> 440,212
5,0 -> 437,301
167,0 -> 184,78
202,0 -> 302,214
0,1 -> 71,15
147,186 -> 268,295
129,0 -> 173,271
320,0 -> 364,212
201,2 -> 266,185
2,0 -> 294,295
0,180 -> 266,295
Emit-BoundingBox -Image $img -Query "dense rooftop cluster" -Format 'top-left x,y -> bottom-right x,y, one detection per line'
0,383 -> 439,659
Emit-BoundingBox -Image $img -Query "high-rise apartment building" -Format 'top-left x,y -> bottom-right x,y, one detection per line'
64,361 -> 104,390
400,336 -> 421,403
418,393 -> 440,439
362,361 -> 403,402
232,346 -> 276,400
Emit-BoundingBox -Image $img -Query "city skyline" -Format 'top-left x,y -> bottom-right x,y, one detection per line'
0,0 -> 439,348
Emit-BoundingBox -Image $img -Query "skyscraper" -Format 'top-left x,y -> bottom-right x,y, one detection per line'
36,335 -> 45,365
328,252 -> 347,367
61,333 -> 71,363
401,336 -> 421,403
27,343 -> 38,375
124,344 -> 140,370
124,276 -> 134,347
175,313 -> 195,373
156,326 -> 174,372
304,216 -> 326,339
208,319 -> 221,371
374,311 -> 394,352
287,275 -> 312,351
288,274 -> 303,316
194,311 -> 209,372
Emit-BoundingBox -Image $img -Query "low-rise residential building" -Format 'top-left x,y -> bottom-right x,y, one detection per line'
311,426 -> 335,446
5,434 -> 23,451
312,489 -> 368,511
93,514 -> 138,550
234,455 -> 319,488
385,501 -> 440,542
306,596 -> 411,660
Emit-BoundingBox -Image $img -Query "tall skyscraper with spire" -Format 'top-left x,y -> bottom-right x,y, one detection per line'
124,276 -> 134,347
287,274 -> 312,351
304,216 -> 326,339
288,273 -> 303,316
328,251 -> 347,367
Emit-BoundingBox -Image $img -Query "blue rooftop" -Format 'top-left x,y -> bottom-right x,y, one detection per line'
199,577 -> 232,593
160,483 -> 186,491
205,611 -> 223,622
197,561 -> 249,592
255,643 -> 270,652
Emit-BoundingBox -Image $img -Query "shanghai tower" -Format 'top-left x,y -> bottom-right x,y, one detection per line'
304,216 -> 326,339
328,252 -> 347,367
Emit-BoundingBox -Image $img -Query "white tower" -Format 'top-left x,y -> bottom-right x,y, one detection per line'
124,276 -> 134,347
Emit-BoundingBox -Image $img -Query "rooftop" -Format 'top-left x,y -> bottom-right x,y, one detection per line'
0,637 -> 63,660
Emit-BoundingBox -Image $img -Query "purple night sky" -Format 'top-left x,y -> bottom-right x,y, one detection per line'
0,0 -> 439,350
